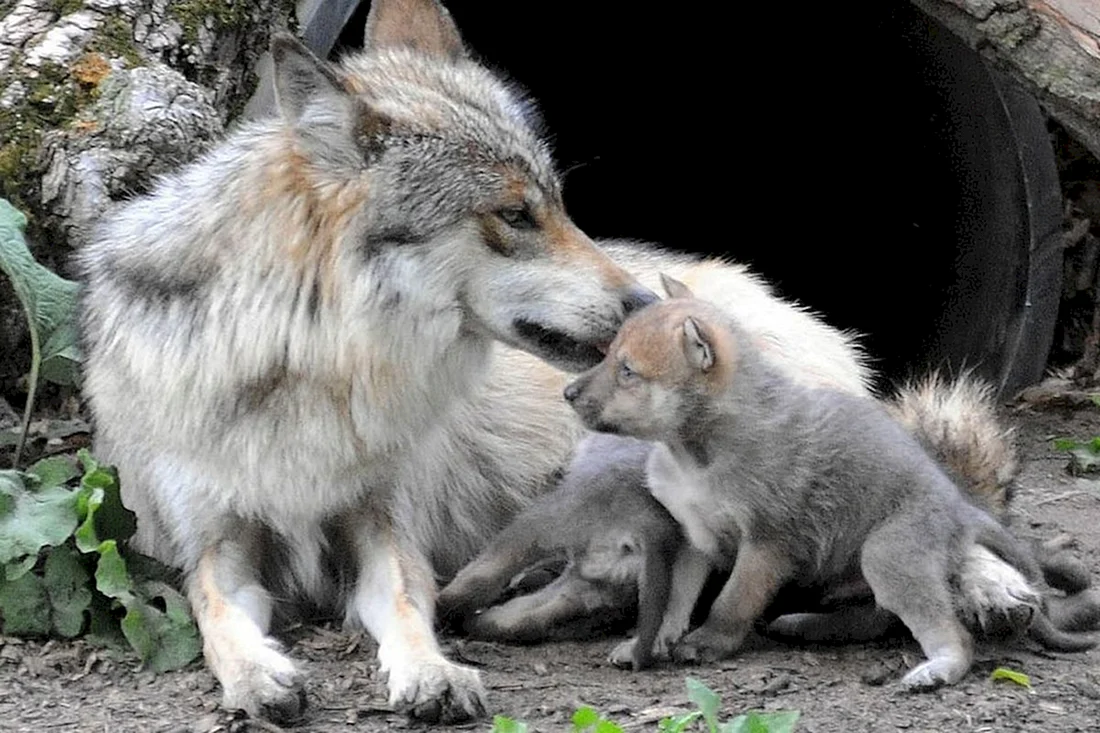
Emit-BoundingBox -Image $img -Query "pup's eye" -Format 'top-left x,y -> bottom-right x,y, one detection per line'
497,206 -> 537,230
618,360 -> 637,382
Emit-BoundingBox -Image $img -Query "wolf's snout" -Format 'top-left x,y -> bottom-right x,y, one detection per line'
621,284 -> 659,317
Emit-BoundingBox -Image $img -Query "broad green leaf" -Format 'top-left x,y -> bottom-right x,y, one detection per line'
43,545 -> 91,637
492,715 -> 529,733
594,721 -> 623,733
1053,438 -> 1080,451
573,707 -> 600,729
130,580 -> 201,672
5,555 -> 38,581
94,540 -> 133,600
27,456 -> 80,489
1091,394 -> 1100,408
0,570 -> 51,635
74,452 -> 135,552
0,198 -> 80,374
686,677 -> 721,731
0,471 -> 80,565
990,667 -> 1031,688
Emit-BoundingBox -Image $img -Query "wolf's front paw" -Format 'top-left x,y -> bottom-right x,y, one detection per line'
899,656 -> 969,691
672,625 -> 737,664
608,638 -> 637,669
386,657 -> 487,723
218,638 -> 306,724
958,547 -> 1039,637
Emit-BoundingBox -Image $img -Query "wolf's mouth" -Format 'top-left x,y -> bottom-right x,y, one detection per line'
513,319 -> 607,369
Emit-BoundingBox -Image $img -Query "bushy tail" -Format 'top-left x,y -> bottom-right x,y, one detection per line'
885,371 -> 1017,518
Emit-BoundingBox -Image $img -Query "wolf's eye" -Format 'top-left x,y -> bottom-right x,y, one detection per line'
618,360 -> 637,383
497,206 -> 537,230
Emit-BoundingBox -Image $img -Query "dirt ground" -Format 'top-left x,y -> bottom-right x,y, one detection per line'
3,403 -> 1100,733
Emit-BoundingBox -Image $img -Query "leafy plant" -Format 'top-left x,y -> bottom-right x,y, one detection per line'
1052,436 -> 1100,476
0,449 -> 200,671
659,678 -> 800,733
0,198 -> 81,467
573,705 -> 625,732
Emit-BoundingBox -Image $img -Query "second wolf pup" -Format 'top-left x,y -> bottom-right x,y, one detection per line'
564,277 -> 1095,689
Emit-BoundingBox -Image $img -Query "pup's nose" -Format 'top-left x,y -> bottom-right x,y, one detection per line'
621,284 -> 659,316
563,381 -> 581,403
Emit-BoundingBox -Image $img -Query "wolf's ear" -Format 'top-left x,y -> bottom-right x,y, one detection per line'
660,274 -> 694,300
271,33 -> 349,123
682,317 -> 715,372
364,0 -> 466,60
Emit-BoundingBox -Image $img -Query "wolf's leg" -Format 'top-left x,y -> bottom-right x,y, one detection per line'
188,536 -> 305,723
467,571 -> 621,642
861,525 -> 974,691
347,521 -> 486,724
672,542 -> 790,663
609,544 -> 711,667
767,604 -> 900,643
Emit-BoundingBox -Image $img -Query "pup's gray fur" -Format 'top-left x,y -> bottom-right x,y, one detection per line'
437,433 -> 679,670
565,281 -> 1095,689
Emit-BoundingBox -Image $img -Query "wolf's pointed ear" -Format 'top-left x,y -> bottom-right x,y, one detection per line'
660,274 -> 694,300
682,317 -> 715,372
271,33 -> 349,123
364,0 -> 466,60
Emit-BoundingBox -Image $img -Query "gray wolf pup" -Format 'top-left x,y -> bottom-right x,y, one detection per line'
438,433 -> 678,670
77,0 -> 657,723
564,277 -> 1095,689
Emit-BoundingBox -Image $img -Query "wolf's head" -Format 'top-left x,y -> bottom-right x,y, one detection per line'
565,276 -> 738,440
268,0 -> 655,372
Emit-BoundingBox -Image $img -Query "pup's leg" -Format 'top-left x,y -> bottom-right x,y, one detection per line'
347,519 -> 486,724
188,535 -> 305,723
957,545 -> 1040,636
609,544 -> 711,667
767,604 -> 901,643
467,571 -> 627,642
672,542 -> 790,663
861,525 -> 974,691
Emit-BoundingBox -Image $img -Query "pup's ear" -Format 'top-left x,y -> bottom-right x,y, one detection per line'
364,0 -> 466,60
660,273 -> 694,300
682,317 -> 715,372
271,33 -> 348,123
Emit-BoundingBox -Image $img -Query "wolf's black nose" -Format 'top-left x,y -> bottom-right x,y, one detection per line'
563,382 -> 581,403
621,284 -> 659,316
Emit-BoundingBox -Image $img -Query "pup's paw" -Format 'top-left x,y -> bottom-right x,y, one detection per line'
899,656 -> 969,692
672,626 -> 737,664
218,639 -> 306,724
1046,589 -> 1100,632
386,656 -> 487,724
608,638 -> 637,669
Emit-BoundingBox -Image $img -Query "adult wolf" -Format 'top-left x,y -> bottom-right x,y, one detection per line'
78,0 -> 655,723
77,0 -> 1061,725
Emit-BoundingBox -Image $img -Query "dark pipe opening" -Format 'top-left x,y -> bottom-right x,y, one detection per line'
334,3 -> 1062,395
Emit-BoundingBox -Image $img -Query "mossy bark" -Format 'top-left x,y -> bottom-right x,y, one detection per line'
0,0 -> 295,403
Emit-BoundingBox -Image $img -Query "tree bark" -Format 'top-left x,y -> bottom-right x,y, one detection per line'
912,0 -> 1100,160
0,0 -> 292,399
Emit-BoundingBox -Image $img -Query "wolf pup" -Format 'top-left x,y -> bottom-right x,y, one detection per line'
77,0 -> 657,723
438,433 -> 679,670
564,277 -> 1095,690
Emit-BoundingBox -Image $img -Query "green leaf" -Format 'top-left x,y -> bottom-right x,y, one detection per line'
127,580 -> 201,672
27,456 -> 80,490
1053,438 -> 1080,451
573,707 -> 600,729
94,540 -> 133,600
990,667 -> 1031,688
492,715 -> 530,733
0,570 -> 51,635
0,470 -> 80,566
722,711 -> 801,733
659,712 -> 703,733
594,721 -> 623,733
43,545 -> 91,637
1091,394 -> 1100,408
74,452 -> 135,553
686,677 -> 722,731
0,198 -> 80,375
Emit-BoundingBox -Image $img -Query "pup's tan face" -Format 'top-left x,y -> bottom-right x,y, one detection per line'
564,287 -> 735,441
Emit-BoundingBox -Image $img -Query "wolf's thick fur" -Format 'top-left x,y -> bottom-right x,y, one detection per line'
564,284 -> 1095,689
76,0 -> 1070,722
